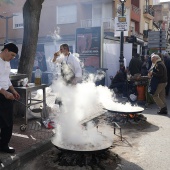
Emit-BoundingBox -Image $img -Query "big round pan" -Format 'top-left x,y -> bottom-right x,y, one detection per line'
51,137 -> 112,153
104,106 -> 144,114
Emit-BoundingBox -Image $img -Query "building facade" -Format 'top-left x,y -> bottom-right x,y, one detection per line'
0,0 -> 158,64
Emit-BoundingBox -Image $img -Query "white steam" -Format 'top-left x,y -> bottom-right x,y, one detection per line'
50,73 -> 143,151
48,27 -> 61,42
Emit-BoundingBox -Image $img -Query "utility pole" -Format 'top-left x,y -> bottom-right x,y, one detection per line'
0,14 -> 15,43
119,0 -> 126,69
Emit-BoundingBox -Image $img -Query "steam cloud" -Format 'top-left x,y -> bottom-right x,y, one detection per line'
50,75 -> 143,151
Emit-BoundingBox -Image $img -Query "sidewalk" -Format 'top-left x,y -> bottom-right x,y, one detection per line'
0,90 -> 56,170
0,117 -> 54,170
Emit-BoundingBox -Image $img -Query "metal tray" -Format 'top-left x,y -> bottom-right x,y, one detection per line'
10,74 -> 27,81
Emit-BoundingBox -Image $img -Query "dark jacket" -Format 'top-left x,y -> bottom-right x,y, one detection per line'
148,67 -> 159,95
129,57 -> 143,76
111,69 -> 126,83
164,56 -> 170,80
141,61 -> 148,76
152,61 -> 167,83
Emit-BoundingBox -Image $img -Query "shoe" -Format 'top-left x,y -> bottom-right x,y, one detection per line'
122,96 -> 127,99
0,146 -> 15,153
157,107 -> 168,115
157,110 -> 167,114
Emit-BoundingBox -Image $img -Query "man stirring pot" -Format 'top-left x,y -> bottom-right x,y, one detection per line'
0,43 -> 20,153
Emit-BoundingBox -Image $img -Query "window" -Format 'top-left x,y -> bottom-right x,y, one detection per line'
57,5 -> 77,24
13,13 -> 23,29
93,4 -> 102,19
130,21 -> 135,34
163,4 -> 168,9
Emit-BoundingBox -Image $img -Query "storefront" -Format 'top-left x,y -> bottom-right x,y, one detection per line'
126,35 -> 145,56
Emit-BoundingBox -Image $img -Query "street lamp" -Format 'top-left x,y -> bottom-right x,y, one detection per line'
0,14 -> 16,43
119,0 -> 126,68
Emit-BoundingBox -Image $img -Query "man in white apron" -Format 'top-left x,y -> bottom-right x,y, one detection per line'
0,43 -> 20,153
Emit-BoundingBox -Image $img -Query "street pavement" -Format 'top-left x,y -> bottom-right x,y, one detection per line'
111,94 -> 170,170
0,94 -> 170,170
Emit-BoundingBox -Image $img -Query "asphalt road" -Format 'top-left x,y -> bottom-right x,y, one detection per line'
18,96 -> 170,170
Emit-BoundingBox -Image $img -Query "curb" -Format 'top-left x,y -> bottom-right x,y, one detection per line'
0,139 -> 53,170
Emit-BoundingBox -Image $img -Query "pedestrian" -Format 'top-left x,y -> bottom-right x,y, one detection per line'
109,66 -> 127,98
52,44 -> 82,85
128,54 -> 143,76
163,53 -> 170,96
141,55 -> 149,76
148,54 -> 168,114
0,42 -> 20,153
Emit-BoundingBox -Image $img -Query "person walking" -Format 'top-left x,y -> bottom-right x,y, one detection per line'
52,44 -> 82,85
0,43 -> 20,153
148,54 -> 168,114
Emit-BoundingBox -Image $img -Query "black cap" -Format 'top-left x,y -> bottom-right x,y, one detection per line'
2,43 -> 18,54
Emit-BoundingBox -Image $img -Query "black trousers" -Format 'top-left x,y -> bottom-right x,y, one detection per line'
0,91 -> 13,148
0,126 -> 13,148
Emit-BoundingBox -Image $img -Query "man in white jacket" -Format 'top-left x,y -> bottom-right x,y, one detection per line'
52,44 -> 82,85
0,43 -> 20,153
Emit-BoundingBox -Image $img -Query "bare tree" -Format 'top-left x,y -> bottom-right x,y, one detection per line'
18,0 -> 44,81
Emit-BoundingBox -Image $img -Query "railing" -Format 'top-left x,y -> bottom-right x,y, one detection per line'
143,5 -> 154,17
80,18 -> 115,30
131,4 -> 140,16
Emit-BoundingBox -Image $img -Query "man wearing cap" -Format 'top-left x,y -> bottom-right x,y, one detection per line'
148,54 -> 168,114
0,43 -> 20,153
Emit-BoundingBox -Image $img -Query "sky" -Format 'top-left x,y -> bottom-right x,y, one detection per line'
160,0 -> 170,2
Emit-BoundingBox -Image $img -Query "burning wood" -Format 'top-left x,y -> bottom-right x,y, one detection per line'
42,147 -> 121,169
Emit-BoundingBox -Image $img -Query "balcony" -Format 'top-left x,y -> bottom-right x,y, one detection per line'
80,18 -> 115,31
131,4 -> 141,22
143,5 -> 154,20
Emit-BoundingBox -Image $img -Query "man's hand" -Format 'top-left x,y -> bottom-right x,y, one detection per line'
4,91 -> 15,100
54,51 -> 60,57
9,86 -> 20,100
12,90 -> 20,100
53,51 -> 60,62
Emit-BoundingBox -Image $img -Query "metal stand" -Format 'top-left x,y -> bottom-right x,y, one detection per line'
14,84 -> 48,131
113,122 -> 122,141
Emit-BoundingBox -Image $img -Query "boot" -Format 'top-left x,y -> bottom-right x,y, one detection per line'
157,107 -> 168,115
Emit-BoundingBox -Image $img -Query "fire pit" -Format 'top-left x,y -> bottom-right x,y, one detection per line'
104,105 -> 145,124
51,127 -> 114,167
52,149 -> 119,168
45,145 -> 120,168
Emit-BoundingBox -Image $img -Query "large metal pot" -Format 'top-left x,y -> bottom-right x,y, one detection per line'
51,136 -> 112,153
10,73 -> 27,81
104,105 -> 144,114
